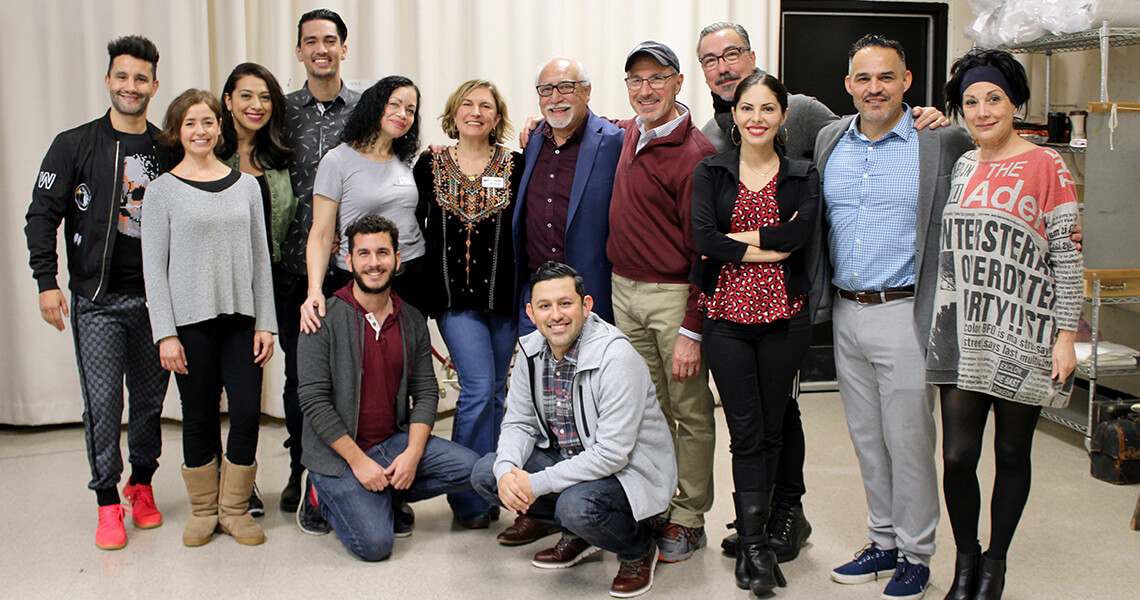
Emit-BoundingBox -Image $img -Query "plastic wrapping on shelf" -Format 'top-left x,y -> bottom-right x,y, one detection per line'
967,0 -> 1140,46
1038,0 -> 1140,34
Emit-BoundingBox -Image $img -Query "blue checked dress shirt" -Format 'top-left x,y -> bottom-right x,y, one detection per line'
824,107 -> 921,292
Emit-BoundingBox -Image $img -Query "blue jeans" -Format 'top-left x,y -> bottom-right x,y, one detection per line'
471,450 -> 655,561
436,309 -> 516,516
309,433 -> 478,561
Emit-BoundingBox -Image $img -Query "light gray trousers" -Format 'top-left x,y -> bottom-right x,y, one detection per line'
833,294 -> 939,566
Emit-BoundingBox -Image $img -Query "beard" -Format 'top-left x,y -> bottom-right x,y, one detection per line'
109,91 -> 150,117
353,268 -> 393,295
544,104 -> 575,130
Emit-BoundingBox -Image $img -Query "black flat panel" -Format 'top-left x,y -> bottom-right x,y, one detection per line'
781,1 -> 949,116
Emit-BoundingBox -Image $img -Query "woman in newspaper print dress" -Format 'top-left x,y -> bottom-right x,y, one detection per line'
927,49 -> 1082,600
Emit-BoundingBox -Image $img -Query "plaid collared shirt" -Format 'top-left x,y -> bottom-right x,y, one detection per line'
540,340 -> 583,458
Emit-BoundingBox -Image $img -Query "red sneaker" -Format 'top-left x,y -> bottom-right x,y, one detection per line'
123,481 -> 163,529
96,504 -> 127,550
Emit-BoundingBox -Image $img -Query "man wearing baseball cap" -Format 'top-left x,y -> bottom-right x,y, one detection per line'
607,40 -> 719,563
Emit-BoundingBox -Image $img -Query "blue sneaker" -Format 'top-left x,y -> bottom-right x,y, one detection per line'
882,558 -> 929,600
831,543 -> 898,584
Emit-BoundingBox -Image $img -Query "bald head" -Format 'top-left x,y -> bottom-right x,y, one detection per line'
535,57 -> 593,137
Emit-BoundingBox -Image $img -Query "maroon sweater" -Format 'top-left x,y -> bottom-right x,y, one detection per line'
607,109 -> 717,333
334,283 -> 403,451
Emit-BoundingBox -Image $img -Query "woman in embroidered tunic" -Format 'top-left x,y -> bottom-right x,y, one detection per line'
928,50 -> 1082,600
690,73 -> 819,596
301,76 -> 427,333
413,79 -> 522,529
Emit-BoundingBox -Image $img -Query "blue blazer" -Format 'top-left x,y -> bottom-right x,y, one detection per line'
513,110 -> 624,332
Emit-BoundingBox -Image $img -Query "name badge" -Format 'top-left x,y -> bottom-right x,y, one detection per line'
394,175 -> 415,187
482,176 -> 506,189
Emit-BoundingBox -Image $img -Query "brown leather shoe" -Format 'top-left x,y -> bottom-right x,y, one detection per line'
610,548 -> 658,597
531,534 -> 599,569
497,515 -> 560,546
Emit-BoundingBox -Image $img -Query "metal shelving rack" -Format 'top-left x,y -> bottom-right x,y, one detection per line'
1000,24 -> 1140,439
1000,23 -> 1140,111
1069,275 -> 1140,436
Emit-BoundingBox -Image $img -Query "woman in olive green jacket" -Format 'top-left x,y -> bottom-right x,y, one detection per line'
218,62 -> 299,515
218,62 -> 296,262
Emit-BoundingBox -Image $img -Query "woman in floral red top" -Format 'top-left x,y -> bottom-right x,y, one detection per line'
690,72 -> 820,596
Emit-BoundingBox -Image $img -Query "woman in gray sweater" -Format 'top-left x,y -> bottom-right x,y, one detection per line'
142,89 -> 276,548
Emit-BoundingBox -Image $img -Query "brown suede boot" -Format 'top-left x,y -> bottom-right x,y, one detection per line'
218,458 -> 265,546
181,458 -> 219,547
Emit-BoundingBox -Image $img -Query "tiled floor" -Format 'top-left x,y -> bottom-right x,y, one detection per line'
1,392 -> 1136,599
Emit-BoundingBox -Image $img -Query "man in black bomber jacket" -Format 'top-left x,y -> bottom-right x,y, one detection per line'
24,35 -> 173,551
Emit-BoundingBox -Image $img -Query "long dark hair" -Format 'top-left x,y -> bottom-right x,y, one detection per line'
341,75 -> 421,163
217,62 -> 292,171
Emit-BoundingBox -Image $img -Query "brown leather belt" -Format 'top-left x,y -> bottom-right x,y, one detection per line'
838,286 -> 915,305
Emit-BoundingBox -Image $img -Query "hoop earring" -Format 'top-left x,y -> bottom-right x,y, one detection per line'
730,124 -> 742,146
781,126 -> 790,144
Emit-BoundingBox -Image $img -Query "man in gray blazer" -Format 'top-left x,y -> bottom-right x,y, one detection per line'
812,34 -> 974,600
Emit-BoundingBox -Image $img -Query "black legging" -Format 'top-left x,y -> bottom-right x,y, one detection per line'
940,385 -> 1042,560
704,310 -> 811,493
174,315 -> 263,468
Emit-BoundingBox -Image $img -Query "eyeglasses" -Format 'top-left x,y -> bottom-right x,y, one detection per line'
699,46 -> 750,71
536,80 -> 587,97
624,73 -> 677,91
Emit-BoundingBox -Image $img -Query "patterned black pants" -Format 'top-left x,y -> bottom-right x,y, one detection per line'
72,293 -> 169,493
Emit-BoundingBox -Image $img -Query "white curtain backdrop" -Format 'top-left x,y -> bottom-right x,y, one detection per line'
1,0 -> 777,425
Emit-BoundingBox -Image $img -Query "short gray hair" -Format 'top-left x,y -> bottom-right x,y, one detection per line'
697,22 -> 751,57
534,56 -> 591,87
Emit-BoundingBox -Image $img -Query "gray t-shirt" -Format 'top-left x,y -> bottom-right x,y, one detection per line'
313,143 -> 425,269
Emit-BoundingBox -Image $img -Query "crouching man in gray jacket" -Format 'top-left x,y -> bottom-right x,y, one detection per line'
471,262 -> 677,598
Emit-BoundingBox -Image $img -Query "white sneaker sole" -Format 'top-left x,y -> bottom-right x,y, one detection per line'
882,582 -> 928,600
830,567 -> 896,584
531,545 -> 600,569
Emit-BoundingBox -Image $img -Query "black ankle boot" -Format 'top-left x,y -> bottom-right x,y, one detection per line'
722,531 -> 739,557
768,501 -> 812,563
279,466 -> 304,512
733,491 -> 787,596
973,553 -> 1006,600
943,547 -> 979,600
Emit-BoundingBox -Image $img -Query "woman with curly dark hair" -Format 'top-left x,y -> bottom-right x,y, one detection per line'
301,76 -> 426,331
930,48 -> 1082,600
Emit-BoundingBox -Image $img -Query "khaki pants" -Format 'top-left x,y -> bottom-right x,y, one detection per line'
612,274 -> 715,528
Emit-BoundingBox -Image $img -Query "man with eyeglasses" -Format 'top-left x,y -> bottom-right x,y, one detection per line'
500,56 -> 625,548
694,21 -> 953,564
607,41 -> 718,564
696,22 -> 948,159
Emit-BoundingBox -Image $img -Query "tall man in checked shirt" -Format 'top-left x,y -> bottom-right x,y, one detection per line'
812,35 -> 974,600
275,8 -> 361,513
